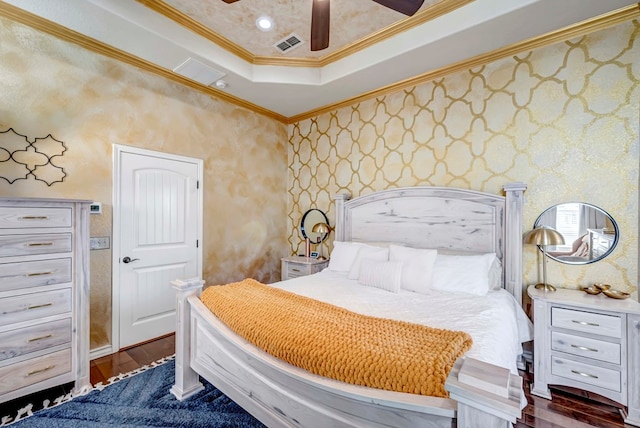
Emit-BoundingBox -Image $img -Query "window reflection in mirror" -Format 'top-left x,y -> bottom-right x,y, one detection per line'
534,203 -> 619,265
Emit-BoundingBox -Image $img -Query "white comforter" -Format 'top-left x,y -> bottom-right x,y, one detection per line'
272,269 -> 533,376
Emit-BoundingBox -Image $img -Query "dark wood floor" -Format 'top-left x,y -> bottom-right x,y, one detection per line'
1,334 -> 631,427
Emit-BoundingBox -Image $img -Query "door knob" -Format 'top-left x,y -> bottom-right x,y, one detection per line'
122,256 -> 140,264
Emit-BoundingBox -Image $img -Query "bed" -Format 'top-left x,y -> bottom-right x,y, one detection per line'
171,183 -> 529,427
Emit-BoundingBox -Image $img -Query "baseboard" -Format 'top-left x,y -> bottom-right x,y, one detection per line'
90,344 -> 114,360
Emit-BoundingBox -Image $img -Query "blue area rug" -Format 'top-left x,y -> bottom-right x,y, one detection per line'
4,358 -> 264,427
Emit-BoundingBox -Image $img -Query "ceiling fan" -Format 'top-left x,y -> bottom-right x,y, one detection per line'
222,0 -> 425,51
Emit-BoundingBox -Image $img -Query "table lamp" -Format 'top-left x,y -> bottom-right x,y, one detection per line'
523,226 -> 565,292
311,222 -> 332,261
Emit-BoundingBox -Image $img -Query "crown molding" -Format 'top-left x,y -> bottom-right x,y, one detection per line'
136,0 -> 256,63
137,0 -> 472,68
0,1 -> 288,123
286,3 -> 640,124
1,1 -> 637,126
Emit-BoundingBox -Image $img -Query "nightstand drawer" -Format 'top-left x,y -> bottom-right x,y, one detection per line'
286,263 -> 308,278
0,318 -> 72,362
0,288 -> 71,325
552,331 -> 620,364
0,348 -> 72,396
552,307 -> 621,338
0,234 -> 72,257
552,356 -> 620,392
0,258 -> 72,293
0,207 -> 72,229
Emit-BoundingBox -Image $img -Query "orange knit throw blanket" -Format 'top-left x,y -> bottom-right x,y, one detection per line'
200,278 -> 472,397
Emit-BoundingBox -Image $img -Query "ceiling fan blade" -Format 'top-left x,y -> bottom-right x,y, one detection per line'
371,0 -> 425,16
310,0 -> 330,51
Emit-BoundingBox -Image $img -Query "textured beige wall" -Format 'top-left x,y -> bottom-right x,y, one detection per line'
0,17 -> 289,350
288,20 -> 639,299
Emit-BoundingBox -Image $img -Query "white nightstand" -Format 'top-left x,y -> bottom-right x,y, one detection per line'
528,286 -> 640,426
281,256 -> 329,281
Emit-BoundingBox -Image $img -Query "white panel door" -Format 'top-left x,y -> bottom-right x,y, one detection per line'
118,150 -> 200,348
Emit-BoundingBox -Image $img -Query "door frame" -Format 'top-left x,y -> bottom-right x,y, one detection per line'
111,144 -> 203,353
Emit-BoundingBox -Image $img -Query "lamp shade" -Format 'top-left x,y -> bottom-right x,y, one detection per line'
312,222 -> 330,235
523,226 -> 565,246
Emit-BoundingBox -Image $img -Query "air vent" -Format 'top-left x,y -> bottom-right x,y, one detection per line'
274,33 -> 304,53
173,58 -> 225,86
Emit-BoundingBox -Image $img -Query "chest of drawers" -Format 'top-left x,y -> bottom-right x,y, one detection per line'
0,198 -> 91,403
281,256 -> 329,281
528,286 -> 640,426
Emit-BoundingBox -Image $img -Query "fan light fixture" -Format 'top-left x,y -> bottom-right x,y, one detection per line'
256,15 -> 274,31
523,226 -> 565,292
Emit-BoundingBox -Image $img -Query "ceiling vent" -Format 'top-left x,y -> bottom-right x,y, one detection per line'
173,58 -> 226,86
274,33 -> 304,53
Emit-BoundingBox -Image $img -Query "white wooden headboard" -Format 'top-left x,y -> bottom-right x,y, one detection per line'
333,183 -> 527,304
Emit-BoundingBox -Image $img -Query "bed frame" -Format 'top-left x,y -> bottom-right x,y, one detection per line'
171,183 -> 527,427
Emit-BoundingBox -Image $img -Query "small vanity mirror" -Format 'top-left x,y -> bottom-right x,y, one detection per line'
534,203 -> 619,265
301,209 -> 330,244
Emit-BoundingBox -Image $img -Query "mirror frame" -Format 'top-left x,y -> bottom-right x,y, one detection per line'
300,208 -> 330,244
533,202 -> 619,265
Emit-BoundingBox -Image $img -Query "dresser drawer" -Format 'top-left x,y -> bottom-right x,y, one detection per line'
0,288 -> 71,325
0,348 -> 71,396
0,318 -> 71,362
552,307 -> 622,338
551,355 -> 621,392
0,258 -> 72,293
0,234 -> 72,257
0,207 -> 72,229
552,331 -> 621,364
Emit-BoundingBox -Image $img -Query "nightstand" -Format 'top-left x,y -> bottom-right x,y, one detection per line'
280,256 -> 329,281
528,286 -> 640,426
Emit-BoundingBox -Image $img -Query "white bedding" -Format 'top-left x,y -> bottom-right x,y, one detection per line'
272,269 -> 533,376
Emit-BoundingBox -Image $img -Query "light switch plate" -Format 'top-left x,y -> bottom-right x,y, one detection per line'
90,236 -> 110,250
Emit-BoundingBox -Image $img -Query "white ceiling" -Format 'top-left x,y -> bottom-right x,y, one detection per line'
3,0 -> 636,120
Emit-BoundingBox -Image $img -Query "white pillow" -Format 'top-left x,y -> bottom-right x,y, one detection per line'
388,245 -> 437,294
431,253 -> 497,296
328,241 -> 365,272
348,246 -> 389,279
351,241 -> 405,248
357,259 -> 403,293
432,249 -> 502,290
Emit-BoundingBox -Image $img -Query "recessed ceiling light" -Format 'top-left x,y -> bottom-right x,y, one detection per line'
256,15 -> 274,32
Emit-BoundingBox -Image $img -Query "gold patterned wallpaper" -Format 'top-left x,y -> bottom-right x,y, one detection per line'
0,16 -> 289,350
287,20 -> 640,298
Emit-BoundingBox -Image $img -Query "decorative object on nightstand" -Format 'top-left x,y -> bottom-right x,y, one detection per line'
523,225 -> 565,291
281,256 -> 329,281
311,222 -> 332,261
580,283 -> 630,300
528,285 -> 640,426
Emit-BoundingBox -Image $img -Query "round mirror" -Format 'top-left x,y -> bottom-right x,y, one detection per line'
301,209 -> 330,244
533,203 -> 619,265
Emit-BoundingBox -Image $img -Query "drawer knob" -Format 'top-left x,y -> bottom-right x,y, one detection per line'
572,320 -> 599,327
571,344 -> 598,353
27,334 -> 53,343
26,302 -> 53,310
571,369 -> 598,379
19,216 -> 49,220
27,242 -> 54,247
26,365 -> 54,377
